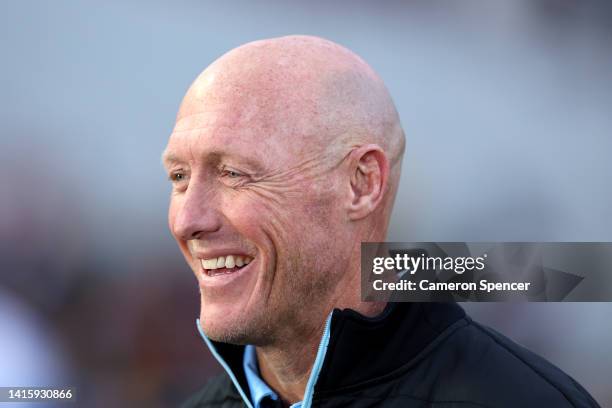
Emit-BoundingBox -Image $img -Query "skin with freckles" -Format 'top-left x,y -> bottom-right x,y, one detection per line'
163,35 -> 405,404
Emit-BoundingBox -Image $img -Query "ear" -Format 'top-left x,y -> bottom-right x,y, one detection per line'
347,144 -> 389,221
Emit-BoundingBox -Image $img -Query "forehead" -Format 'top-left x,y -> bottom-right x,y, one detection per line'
164,63 -> 329,168
163,107 -> 301,170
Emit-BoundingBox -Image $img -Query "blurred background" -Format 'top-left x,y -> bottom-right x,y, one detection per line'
1,0 -> 611,406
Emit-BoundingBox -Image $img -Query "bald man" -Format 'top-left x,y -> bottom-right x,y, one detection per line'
163,36 -> 599,408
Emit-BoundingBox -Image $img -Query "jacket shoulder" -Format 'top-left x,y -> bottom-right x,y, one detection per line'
425,317 -> 600,407
181,373 -> 244,408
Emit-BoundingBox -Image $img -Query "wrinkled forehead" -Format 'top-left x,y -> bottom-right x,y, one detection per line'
165,103 -> 322,171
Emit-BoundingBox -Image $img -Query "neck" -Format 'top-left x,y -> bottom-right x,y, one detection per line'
255,267 -> 386,403
255,240 -> 386,404
255,316 -> 326,404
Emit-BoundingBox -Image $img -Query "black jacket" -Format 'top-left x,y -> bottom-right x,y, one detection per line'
182,302 -> 600,407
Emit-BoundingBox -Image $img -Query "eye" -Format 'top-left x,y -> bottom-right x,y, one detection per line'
224,170 -> 242,178
221,167 -> 245,179
169,171 -> 187,183
219,166 -> 250,187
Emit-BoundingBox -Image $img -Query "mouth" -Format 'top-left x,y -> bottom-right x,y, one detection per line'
200,255 -> 254,277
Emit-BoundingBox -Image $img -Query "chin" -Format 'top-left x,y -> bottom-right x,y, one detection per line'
199,302 -> 258,345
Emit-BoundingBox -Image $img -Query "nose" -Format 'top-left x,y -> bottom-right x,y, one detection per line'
170,183 -> 222,241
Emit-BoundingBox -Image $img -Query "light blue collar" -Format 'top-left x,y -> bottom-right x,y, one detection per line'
196,313 -> 333,408
243,344 -> 280,408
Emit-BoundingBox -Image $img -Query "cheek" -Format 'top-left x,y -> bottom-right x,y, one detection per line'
220,179 -> 343,252
299,188 -> 348,259
221,192 -> 270,238
220,190 -> 302,266
302,180 -> 343,227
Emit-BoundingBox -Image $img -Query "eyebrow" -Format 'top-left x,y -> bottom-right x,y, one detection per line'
161,149 -> 265,173
161,151 -> 183,168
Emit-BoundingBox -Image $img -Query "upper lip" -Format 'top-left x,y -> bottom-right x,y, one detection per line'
191,249 -> 255,260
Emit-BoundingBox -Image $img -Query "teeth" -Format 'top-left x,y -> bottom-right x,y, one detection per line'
216,256 -> 225,268
200,255 -> 254,271
201,259 -> 217,269
235,256 -> 244,267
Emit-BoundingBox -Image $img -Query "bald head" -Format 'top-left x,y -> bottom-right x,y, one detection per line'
177,35 -> 404,176
174,36 -> 406,234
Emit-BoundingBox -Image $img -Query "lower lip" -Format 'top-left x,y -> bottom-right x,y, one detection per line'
198,259 -> 255,288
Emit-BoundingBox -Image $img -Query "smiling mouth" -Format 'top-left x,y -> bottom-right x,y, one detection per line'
200,255 -> 253,277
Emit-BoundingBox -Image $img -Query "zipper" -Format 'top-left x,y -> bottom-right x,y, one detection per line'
300,313 -> 333,408
196,319 -> 254,408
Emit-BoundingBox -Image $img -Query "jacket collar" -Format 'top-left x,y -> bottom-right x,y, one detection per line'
314,302 -> 465,398
197,302 -> 465,405
197,313 -> 332,408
